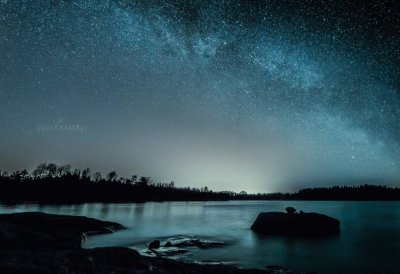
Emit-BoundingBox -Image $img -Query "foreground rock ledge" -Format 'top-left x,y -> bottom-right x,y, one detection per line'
0,212 -> 301,274
251,210 -> 340,237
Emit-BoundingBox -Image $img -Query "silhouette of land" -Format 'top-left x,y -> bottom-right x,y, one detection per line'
0,163 -> 399,203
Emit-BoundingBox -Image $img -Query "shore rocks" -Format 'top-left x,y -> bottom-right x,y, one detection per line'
167,236 -> 225,248
0,212 -> 300,274
145,236 -> 225,257
0,212 -> 125,249
251,209 -> 340,236
148,236 -> 225,251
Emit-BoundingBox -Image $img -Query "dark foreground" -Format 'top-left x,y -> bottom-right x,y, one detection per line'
0,212 -> 302,274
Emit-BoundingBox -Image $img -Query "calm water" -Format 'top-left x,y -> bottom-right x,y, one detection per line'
1,201 -> 399,274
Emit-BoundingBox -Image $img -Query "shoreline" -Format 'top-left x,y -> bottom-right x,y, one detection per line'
1,199 -> 399,206
0,212 -> 302,274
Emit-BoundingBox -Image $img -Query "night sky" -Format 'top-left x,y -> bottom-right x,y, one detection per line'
1,0 -> 399,192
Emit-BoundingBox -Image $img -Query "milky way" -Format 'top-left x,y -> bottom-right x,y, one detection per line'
1,0 -> 399,192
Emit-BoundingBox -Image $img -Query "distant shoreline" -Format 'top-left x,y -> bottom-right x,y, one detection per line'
1,164 -> 399,203
1,198 -> 400,205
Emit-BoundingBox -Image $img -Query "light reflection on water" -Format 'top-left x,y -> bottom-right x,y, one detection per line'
0,201 -> 399,274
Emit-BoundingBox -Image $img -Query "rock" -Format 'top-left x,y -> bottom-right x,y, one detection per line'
150,247 -> 188,257
265,265 -> 292,273
138,237 -> 225,259
0,212 -> 125,249
165,236 -> 225,248
251,211 -> 340,236
174,239 -> 224,248
149,240 -> 161,249
285,207 -> 296,214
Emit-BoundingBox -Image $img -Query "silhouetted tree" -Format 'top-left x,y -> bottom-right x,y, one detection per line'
137,176 -> 152,187
93,172 -> 102,182
106,171 -> 118,181
20,169 -> 29,179
11,170 -> 29,181
73,168 -> 81,177
47,163 -> 58,177
82,168 -> 91,179
57,165 -> 71,176
33,163 -> 48,178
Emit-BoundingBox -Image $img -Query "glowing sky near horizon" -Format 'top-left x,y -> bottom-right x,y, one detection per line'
1,0 -> 399,192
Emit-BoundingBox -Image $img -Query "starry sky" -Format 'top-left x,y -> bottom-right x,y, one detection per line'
1,0 -> 399,192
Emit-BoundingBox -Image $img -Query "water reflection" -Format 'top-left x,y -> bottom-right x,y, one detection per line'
0,201 -> 398,274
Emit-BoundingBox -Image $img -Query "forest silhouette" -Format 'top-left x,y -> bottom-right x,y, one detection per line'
0,163 -> 399,203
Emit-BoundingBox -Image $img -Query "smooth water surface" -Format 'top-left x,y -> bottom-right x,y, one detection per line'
1,201 -> 399,274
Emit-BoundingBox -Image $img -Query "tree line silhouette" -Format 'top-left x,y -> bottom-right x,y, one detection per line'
0,163 -> 399,203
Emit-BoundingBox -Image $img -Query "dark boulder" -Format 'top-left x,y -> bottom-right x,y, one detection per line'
251,211 -> 340,237
285,207 -> 296,214
149,240 -> 161,249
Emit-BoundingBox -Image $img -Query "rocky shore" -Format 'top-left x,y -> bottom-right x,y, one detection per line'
0,212 -> 303,274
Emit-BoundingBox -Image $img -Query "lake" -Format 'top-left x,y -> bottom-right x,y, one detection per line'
0,201 -> 399,274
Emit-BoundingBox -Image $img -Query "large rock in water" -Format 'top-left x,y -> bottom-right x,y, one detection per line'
251,210 -> 340,236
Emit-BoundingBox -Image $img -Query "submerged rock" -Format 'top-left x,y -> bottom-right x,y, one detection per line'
143,236 -> 225,258
149,246 -> 188,257
251,210 -> 340,236
265,265 -> 298,274
171,238 -> 225,248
